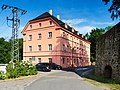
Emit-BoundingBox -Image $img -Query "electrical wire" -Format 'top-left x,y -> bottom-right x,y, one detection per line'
0,12 -> 12,36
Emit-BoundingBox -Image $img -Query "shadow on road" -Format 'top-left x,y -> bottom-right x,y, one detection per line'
62,65 -> 95,76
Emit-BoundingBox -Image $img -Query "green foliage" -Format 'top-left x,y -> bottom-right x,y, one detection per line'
0,38 -> 11,64
19,38 -> 23,60
0,71 -> 6,80
84,71 -> 120,90
0,37 -> 23,64
102,0 -> 120,20
6,61 -> 37,78
85,28 -> 106,63
85,26 -> 113,63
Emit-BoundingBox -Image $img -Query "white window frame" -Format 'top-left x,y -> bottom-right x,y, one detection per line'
48,32 -> 52,38
29,46 -> 32,51
48,44 -> 52,51
38,45 -> 41,51
29,35 -> 32,40
38,33 -> 42,40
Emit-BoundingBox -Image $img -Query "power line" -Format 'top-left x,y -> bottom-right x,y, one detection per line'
1,4 -> 27,62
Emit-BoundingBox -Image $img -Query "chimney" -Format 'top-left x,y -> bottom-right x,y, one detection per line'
49,9 -> 52,15
57,14 -> 60,20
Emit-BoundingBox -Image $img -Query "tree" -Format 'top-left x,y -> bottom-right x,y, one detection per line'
102,0 -> 120,20
0,38 -> 11,64
85,28 -> 105,63
19,38 -> 23,60
104,26 -> 113,31
0,37 -> 23,64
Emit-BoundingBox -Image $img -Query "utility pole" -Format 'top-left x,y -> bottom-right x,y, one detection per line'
2,4 -> 27,62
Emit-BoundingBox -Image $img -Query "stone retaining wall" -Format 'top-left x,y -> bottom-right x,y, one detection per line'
95,22 -> 120,81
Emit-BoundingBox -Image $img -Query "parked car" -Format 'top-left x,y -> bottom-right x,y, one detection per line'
35,63 -> 51,72
49,63 -> 62,70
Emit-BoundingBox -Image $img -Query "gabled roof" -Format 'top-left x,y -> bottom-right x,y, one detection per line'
29,12 -> 90,43
30,12 -> 66,29
30,12 -> 77,34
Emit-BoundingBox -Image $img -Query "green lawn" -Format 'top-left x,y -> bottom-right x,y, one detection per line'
83,71 -> 120,90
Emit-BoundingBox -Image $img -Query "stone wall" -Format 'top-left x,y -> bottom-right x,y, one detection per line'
95,22 -> 120,81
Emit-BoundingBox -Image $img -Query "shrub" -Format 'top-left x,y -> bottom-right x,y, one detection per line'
6,61 -> 37,79
0,71 -> 6,80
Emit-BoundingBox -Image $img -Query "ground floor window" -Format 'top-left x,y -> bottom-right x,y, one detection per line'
49,58 -> 52,63
29,58 -> 32,63
32,56 -> 35,61
77,59 -> 79,65
38,58 -> 41,63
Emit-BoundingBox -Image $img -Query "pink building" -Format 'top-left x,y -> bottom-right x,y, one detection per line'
22,10 -> 91,68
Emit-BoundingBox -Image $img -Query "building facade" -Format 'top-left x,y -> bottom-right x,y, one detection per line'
22,10 -> 91,68
96,22 -> 120,81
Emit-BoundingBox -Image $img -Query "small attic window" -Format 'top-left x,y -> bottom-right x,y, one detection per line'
39,23 -> 41,27
50,21 -> 52,25
30,25 -> 32,29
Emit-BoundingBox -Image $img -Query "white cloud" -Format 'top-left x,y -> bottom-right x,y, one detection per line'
62,18 -> 86,25
92,21 -> 115,25
75,26 -> 95,35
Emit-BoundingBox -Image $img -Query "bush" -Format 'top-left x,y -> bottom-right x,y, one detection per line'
0,71 -> 6,80
6,61 -> 37,79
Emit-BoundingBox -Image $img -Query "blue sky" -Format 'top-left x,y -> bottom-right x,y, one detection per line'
0,0 -> 119,39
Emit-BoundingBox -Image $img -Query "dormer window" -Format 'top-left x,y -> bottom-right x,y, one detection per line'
50,21 -> 52,25
65,24 -> 68,28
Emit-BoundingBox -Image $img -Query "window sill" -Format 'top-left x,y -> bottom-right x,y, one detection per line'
48,37 -> 52,39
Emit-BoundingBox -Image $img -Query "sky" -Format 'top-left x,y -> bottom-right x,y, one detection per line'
0,0 -> 119,39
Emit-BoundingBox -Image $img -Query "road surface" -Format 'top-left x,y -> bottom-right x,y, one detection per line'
25,70 -> 103,90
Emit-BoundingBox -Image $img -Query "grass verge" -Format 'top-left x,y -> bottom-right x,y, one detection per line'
83,70 -> 120,90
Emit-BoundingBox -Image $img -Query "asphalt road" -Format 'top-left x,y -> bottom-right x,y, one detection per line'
25,70 -> 103,90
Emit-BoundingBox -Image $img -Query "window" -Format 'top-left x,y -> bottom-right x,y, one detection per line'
38,45 -> 41,51
62,44 -> 65,51
49,58 -> 52,63
38,58 -> 41,63
63,32 -> 65,37
29,46 -> 32,51
66,45 -> 69,52
32,56 -> 35,61
38,33 -> 42,40
62,58 -> 65,64
50,21 -> 52,25
77,59 -> 79,65
30,25 -> 32,29
48,32 -> 52,38
48,44 -> 52,51
29,35 -> 32,40
39,23 -> 41,27
29,58 -> 32,62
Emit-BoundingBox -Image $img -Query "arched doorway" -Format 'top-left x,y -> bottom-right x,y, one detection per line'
104,65 -> 112,78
